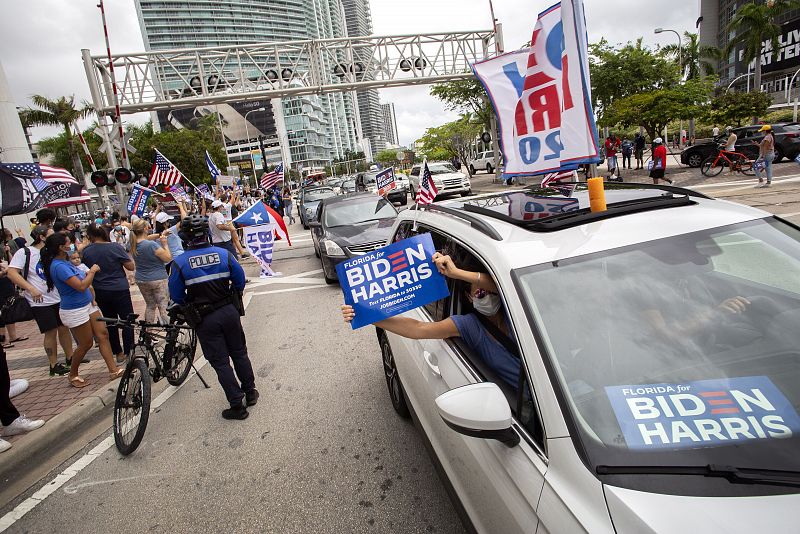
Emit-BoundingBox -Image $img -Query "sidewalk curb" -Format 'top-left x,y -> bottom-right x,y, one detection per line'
0,380 -> 119,487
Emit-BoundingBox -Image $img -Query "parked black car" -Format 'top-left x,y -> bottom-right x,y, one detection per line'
299,186 -> 336,229
309,193 -> 398,284
680,123 -> 800,167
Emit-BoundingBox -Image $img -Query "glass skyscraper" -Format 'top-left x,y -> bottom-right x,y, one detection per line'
134,0 -> 359,172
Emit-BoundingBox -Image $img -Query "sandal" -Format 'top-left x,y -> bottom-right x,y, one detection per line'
69,375 -> 89,389
109,369 -> 125,380
10,336 -> 29,342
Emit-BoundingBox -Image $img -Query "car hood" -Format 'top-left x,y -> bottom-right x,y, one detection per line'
604,484 -> 800,533
430,172 -> 467,180
326,218 -> 395,247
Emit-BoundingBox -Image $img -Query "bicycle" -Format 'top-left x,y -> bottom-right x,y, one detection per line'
100,310 -> 208,456
700,146 -> 755,177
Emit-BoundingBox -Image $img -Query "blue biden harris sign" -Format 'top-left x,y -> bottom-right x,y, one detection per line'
337,234 -> 450,329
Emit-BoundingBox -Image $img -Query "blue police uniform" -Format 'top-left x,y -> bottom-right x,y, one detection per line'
168,243 -> 255,408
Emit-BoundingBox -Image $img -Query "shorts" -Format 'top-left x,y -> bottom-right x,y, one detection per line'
649,169 -> 665,180
31,303 -> 63,333
635,149 -> 644,159
59,303 -> 100,329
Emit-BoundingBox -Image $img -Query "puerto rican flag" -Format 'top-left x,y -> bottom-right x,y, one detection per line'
233,200 -> 291,246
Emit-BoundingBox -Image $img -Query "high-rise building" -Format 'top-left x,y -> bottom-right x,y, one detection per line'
340,0 -> 387,155
699,0 -> 800,100
133,0 -> 359,175
381,102 -> 400,147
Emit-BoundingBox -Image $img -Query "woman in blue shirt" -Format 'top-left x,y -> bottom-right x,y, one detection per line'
41,233 -> 123,388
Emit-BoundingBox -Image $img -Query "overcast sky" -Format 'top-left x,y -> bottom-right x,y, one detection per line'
1,0 -> 697,146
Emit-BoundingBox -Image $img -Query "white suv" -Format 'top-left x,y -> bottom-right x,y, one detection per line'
469,151 -> 501,175
409,161 -> 471,199
374,183 -> 800,533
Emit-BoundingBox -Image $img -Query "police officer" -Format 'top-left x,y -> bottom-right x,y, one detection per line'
168,215 -> 257,420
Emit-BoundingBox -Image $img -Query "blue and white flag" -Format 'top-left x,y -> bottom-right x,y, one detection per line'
205,150 -> 221,181
127,184 -> 152,218
243,224 -> 276,278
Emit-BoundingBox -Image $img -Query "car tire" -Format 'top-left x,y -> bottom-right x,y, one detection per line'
460,189 -> 472,197
469,165 -> 476,175
321,257 -> 337,285
379,332 -> 410,419
486,163 -> 493,174
687,152 -> 703,168
774,147 -> 784,163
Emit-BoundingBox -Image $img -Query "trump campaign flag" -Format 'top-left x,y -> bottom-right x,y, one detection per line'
472,1 -> 599,178
336,234 -> 450,329
127,183 -> 152,218
233,200 -> 291,245
242,224 -> 277,278
0,163 -> 88,215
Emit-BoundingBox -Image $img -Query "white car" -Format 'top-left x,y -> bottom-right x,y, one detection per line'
409,162 -> 471,199
469,150 -> 502,175
374,183 -> 800,533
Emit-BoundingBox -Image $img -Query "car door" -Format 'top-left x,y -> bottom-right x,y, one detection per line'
396,227 -> 547,532
310,202 -> 325,255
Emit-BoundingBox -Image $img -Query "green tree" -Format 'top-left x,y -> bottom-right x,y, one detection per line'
430,77 -> 492,132
37,123 -> 109,171
727,1 -> 800,99
374,149 -> 400,167
703,91 -> 773,127
589,38 -> 681,123
661,32 -> 722,80
603,78 -> 713,140
417,118 -> 481,177
22,95 -> 93,184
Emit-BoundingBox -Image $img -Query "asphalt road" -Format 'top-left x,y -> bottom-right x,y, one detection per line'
2,229 -> 464,534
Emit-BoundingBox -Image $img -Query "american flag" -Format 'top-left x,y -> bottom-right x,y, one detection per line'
149,149 -> 185,187
415,161 -> 438,205
260,162 -> 284,189
540,169 -> 577,188
2,163 -> 90,207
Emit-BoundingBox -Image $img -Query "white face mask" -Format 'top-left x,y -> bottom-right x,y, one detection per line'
472,292 -> 501,316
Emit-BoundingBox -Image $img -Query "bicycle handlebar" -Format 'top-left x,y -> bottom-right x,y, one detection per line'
97,316 -> 192,330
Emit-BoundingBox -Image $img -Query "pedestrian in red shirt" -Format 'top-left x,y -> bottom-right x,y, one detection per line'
649,137 -> 673,185
604,133 -> 622,180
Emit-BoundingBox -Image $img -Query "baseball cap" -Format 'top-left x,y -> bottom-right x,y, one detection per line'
758,124 -> 772,132
653,137 -> 663,144
155,212 -> 171,223
30,225 -> 50,242
211,200 -> 223,209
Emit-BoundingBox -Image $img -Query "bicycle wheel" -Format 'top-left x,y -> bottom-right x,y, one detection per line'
700,156 -> 723,177
166,327 -> 197,387
113,357 -> 151,456
739,160 -> 754,176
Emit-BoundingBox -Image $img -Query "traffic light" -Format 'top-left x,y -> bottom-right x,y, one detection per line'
90,170 -> 108,188
114,167 -> 136,184
481,132 -> 492,144
138,175 -> 149,187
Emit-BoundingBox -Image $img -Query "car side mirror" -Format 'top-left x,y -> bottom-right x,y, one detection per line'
309,221 -> 321,228
435,383 -> 520,448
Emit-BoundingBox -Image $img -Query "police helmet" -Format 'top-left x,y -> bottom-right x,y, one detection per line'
180,215 -> 209,239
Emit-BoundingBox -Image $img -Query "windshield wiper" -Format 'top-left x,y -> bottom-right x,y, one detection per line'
596,464 -> 800,488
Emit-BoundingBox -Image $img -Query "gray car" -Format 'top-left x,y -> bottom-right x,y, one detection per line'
299,186 -> 336,229
309,193 -> 398,284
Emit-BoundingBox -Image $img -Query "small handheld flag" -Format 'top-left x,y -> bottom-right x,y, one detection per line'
233,200 -> 291,245
415,161 -> 438,205
206,150 -> 221,181
260,162 -> 284,189
149,149 -> 185,187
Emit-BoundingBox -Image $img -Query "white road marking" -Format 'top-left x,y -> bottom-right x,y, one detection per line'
777,210 -> 800,218
251,285 -> 328,297
62,474 -> 166,495
247,277 -> 325,287
690,174 -> 800,191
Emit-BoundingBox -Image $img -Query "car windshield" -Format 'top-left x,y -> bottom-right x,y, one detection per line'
429,163 -> 457,174
516,218 -> 800,495
304,188 -> 336,202
324,197 -> 397,227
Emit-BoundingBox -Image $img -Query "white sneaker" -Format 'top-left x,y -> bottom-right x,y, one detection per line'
2,415 -> 45,437
9,378 -> 29,399
0,438 -> 11,453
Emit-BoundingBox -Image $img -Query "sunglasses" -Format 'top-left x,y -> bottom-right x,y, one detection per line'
473,288 -> 495,299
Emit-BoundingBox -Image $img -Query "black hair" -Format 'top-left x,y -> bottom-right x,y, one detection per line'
36,208 -> 56,226
41,232 -> 68,292
86,223 -> 110,243
53,220 -> 69,233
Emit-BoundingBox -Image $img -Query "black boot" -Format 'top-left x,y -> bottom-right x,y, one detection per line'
222,403 -> 249,420
245,389 -> 260,406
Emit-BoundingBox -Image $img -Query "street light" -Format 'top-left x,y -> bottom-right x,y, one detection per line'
655,27 -> 684,145
244,107 -> 266,179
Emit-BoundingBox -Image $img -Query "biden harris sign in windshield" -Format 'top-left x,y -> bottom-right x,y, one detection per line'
337,234 -> 449,329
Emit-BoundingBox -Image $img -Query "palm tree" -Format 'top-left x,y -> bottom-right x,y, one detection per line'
23,95 -> 93,182
727,1 -> 800,95
661,32 -> 722,81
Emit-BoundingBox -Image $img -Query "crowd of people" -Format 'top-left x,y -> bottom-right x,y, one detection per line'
0,184 -> 277,452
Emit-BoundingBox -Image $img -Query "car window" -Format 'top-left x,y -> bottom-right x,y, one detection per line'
392,222 -> 451,320
323,196 -> 397,227
515,218 -> 800,488
410,167 -> 420,177
304,188 -> 336,202
429,163 -> 457,174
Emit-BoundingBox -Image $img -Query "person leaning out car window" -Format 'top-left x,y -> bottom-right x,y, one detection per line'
341,252 -> 520,389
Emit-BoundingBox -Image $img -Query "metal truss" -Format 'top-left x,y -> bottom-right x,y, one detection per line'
82,30 -> 500,115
